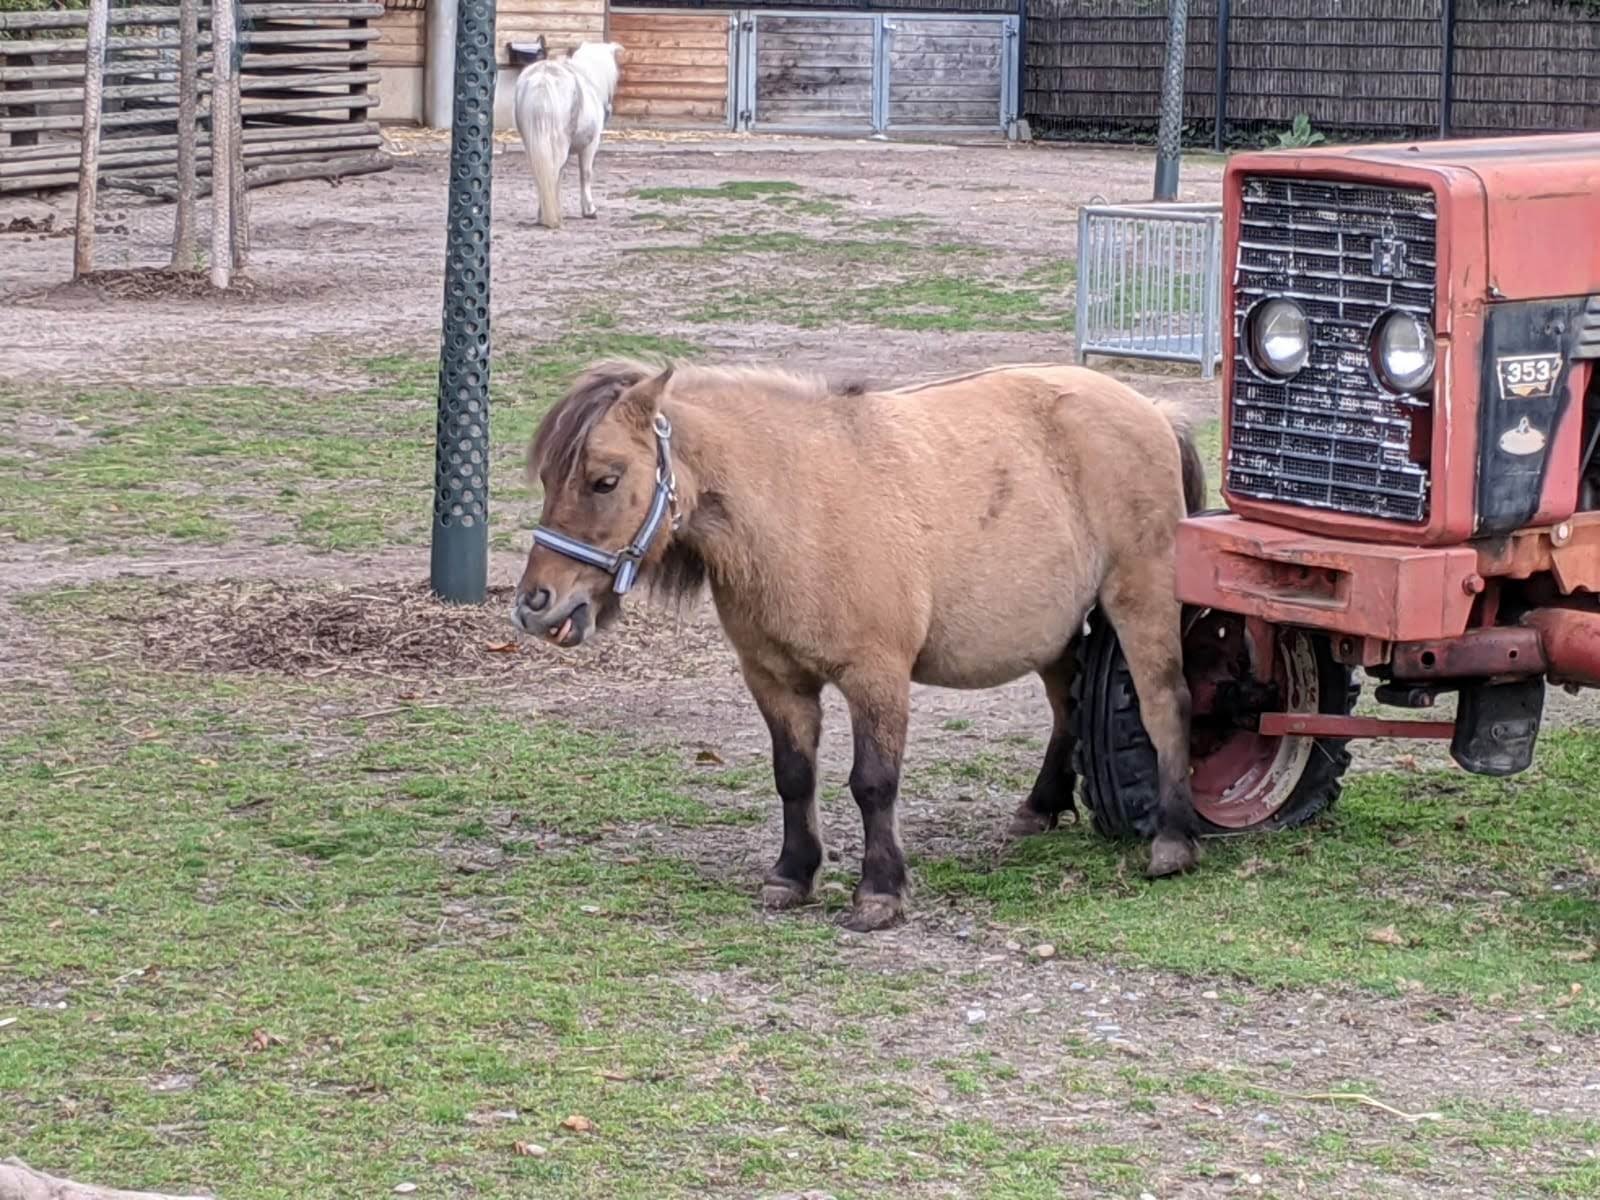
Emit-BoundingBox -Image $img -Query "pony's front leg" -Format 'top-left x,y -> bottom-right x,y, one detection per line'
578,138 -> 600,219
842,672 -> 911,932
745,663 -> 825,909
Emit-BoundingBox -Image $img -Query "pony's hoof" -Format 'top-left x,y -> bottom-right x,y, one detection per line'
843,894 -> 904,933
1146,833 -> 1199,879
1005,806 -> 1057,840
582,209 -> 598,220
760,881 -> 811,910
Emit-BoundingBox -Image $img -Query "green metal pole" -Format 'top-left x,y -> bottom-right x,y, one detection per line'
430,0 -> 496,604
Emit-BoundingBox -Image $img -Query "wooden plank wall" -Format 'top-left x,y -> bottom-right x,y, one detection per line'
609,10 -> 728,123
886,17 -> 1002,128
497,0 -> 603,63
753,13 -> 874,128
374,6 -> 425,67
0,1 -> 388,191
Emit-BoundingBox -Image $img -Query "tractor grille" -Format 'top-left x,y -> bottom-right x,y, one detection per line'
1227,176 -> 1437,523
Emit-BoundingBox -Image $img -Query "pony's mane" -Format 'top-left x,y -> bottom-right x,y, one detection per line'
530,357 -> 855,482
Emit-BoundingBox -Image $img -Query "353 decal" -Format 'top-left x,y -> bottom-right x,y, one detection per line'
1496,352 -> 1563,400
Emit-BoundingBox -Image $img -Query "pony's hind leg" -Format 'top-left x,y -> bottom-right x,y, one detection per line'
744,661 -> 826,909
578,137 -> 600,219
1007,650 -> 1080,838
1098,567 -> 1200,877
840,670 -> 912,932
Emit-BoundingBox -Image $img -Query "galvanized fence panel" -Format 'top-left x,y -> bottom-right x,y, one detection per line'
1075,201 -> 1223,378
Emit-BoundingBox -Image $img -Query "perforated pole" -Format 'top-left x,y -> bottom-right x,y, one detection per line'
428,0 -> 496,604
1153,0 -> 1188,202
72,0 -> 110,278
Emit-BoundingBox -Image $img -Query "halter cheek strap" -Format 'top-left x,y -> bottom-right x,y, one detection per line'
531,413 -> 680,595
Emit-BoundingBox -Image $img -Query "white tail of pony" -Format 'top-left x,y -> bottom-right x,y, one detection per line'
514,73 -> 568,229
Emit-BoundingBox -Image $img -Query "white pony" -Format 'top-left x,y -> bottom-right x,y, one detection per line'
512,41 -> 623,229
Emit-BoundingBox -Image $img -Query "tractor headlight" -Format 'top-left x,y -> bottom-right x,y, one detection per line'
1373,311 -> 1436,394
1247,298 -> 1310,378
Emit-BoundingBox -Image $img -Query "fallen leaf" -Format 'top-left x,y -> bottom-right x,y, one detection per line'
599,1070 -> 631,1082
194,757 -> 219,768
248,1028 -> 285,1052
393,1185 -> 417,1195
1032,943 -> 1057,960
694,748 -> 725,766
1395,754 -> 1420,772
561,1114 -> 594,1134
485,641 -> 519,653
0,1017 -> 17,1029
512,1141 -> 547,1158
1369,925 -> 1406,947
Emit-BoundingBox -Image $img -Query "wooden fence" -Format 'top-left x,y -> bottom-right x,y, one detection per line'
1,0 -> 389,193
1024,0 -> 1600,144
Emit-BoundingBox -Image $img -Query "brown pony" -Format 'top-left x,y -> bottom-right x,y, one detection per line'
514,359 -> 1206,932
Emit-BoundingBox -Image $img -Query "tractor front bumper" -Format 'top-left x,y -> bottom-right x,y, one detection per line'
1175,514 -> 1481,644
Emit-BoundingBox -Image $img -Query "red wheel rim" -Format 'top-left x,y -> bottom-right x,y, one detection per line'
1184,613 -> 1322,829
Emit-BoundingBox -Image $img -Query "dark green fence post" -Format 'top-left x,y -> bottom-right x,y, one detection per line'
430,0 -> 497,604
1153,0 -> 1188,201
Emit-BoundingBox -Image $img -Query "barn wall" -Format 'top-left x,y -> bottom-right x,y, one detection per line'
609,10 -> 731,124
374,5 -> 426,122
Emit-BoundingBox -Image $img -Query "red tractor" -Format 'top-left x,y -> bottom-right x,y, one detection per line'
1075,132 -> 1600,837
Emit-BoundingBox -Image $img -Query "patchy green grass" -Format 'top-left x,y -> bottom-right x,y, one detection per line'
0,328 -> 698,556
0,674 -> 1179,1200
924,734 -> 1600,1024
686,268 -> 1073,335
629,180 -> 802,205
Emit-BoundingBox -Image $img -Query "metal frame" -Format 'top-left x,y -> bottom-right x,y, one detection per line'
733,9 -> 1018,136
1075,201 -> 1223,379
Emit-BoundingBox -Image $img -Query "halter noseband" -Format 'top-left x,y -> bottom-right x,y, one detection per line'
531,413 -> 679,595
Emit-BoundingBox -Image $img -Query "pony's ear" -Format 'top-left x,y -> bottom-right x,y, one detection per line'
616,364 -> 674,429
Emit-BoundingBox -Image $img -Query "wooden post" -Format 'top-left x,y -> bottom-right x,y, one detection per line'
170,0 -> 199,270
228,69 -> 249,267
72,0 -> 111,278
209,0 -> 236,287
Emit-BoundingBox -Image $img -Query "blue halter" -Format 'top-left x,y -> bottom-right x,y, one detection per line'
531,413 -> 679,595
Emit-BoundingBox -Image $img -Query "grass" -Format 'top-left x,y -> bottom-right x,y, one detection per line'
0,328 -> 698,556
629,180 -> 802,205
4,621 -> 1597,1198
0,673 -> 1177,1200
922,735 -> 1600,1024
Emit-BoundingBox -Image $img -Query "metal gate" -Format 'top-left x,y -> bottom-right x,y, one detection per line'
733,10 -> 1019,136
1075,202 -> 1225,379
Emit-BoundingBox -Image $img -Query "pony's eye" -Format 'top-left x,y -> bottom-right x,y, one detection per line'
592,475 -> 620,494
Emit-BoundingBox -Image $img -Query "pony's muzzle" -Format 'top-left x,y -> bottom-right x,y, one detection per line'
511,588 -> 592,647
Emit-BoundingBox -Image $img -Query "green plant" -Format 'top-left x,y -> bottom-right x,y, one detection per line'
1271,113 -> 1327,150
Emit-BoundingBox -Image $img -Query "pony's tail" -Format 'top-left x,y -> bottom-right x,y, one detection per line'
518,103 -> 565,230
1158,402 -> 1208,515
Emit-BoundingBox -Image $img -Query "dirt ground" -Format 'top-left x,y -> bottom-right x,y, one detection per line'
3,133 -> 1597,1199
